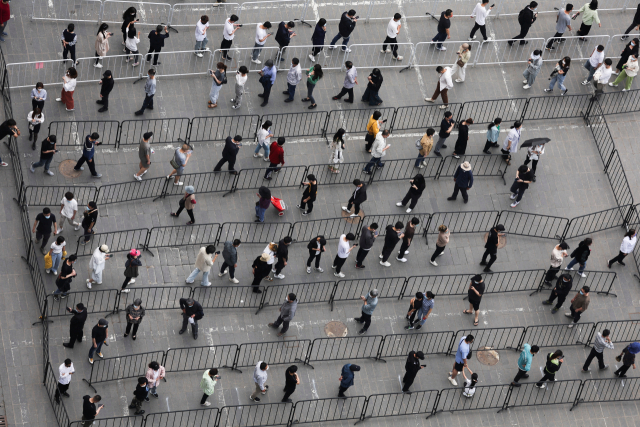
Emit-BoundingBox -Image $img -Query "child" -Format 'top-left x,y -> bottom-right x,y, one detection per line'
462,367 -> 478,397
129,377 -> 148,415
47,235 -> 66,276
125,22 -> 141,66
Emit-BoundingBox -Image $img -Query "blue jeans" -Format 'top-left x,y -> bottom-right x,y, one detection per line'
548,74 -> 566,91
209,82 -> 222,104
186,268 -> 210,286
139,94 -> 154,113
252,42 -> 263,60
50,251 -> 62,274
32,157 -> 53,171
195,37 -> 208,51
286,83 -> 296,100
415,153 -> 425,168
364,156 -> 383,173
566,258 -> 586,274
584,60 -> 597,82
255,205 -> 267,222
254,143 -> 270,157
415,307 -> 430,326
88,341 -> 104,359
330,32 -> 350,49
53,288 -> 68,296
432,32 -> 447,49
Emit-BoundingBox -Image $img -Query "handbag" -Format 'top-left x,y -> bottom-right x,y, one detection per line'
467,349 -> 472,360
456,59 -> 465,68
169,158 -> 180,170
415,138 -> 422,148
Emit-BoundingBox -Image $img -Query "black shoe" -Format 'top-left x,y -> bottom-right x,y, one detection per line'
98,107 -> 108,113
355,264 -> 365,269
258,94 -> 265,98
447,197 -> 456,201
62,343 -> 73,348
483,268 -> 493,273
135,410 -> 145,415
522,374 -> 529,378
434,152 -> 442,157
482,150 -> 490,154
135,110 -> 144,116
479,261 -> 487,266
129,405 -> 136,409
441,145 -> 447,149
510,382 -> 521,387
282,399 -> 292,403
96,100 -> 103,105
260,102 -> 268,107
282,91 -> 289,95
178,329 -> 186,334
145,397 -> 150,402
124,333 -> 129,337
193,332 -> 198,339
225,56 -> 233,61
532,175 -> 536,182
358,328 -> 367,335
62,392 -> 70,397
607,261 -> 612,269
619,261 -> 626,266
55,396 -> 60,404
284,99 -> 293,103
253,289 -> 262,294
354,318 -> 364,323
28,133 -> 32,141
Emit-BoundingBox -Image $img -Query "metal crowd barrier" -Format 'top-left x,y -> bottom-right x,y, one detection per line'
101,0 -> 171,27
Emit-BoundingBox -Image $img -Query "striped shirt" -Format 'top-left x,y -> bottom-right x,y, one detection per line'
593,332 -> 614,353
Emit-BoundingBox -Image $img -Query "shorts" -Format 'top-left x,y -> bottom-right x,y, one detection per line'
469,300 -> 480,311
454,361 -> 464,371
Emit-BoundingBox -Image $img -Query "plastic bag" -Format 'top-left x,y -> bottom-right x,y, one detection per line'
44,253 -> 52,270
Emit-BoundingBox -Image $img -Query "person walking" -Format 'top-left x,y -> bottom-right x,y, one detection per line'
433,111 -> 455,157
469,1 -> 493,41
535,350 -> 564,388
94,24 -> 111,68
32,207 -> 58,255
251,21 -> 272,64
355,223 -> 378,269
522,50 -> 543,89
581,45 -> 605,85
258,59 -> 277,107
194,15 -> 209,57
264,137 -> 286,180
405,292 -> 424,325
523,142 -> 544,181
354,289 -> 379,335
268,293 -> 297,336
31,82 -> 47,113
171,186 -> 196,225
134,68 -> 156,115
402,351 -> 425,393
186,245 -> 219,287
361,68 -> 384,106
415,128 -> 434,168
168,143 -> 194,185
482,118 -> 502,154
147,25 -> 169,66
284,58 -> 302,102
81,395 -> 104,426
405,291 -> 435,331
128,377 -> 148,415
363,129 -> 390,174
379,222 -> 404,267
80,202 -> 98,245
430,224 -> 450,266
231,66 -> 248,110
544,56 -> 571,95
608,229 -> 637,268
54,255 -> 77,301
614,342 -> 640,378
424,66 -> 453,109
614,38 -> 639,75
220,15 -> 241,61
121,248 -> 142,293
146,361 -> 165,399
566,286 -> 590,328
338,364 -> 360,397
545,4 -> 572,51
96,70 -> 114,113
88,318 -> 108,364
306,235 -> 326,273
220,239 -> 241,283
342,179 -> 367,218
449,335 -> 474,386
453,117 -> 472,158
303,64 -> 323,109
333,233 -> 357,277
447,161 -> 474,204
87,244 -> 111,289
63,303 -> 87,349
609,53 -> 639,91
200,368 -> 219,406
55,67 -> 77,112
61,24 -> 78,66
255,187 -> 271,223
250,362 -> 269,402
501,121 -> 522,165
0,0 -> 8,41
582,329 -> 613,372
310,18 -> 327,62
510,344 -> 539,386
208,62 -> 227,109
365,111 -> 384,152
462,370 -> 479,397
179,297 -> 204,339
26,98 -> 44,141
543,273 -> 573,314
250,253 -> 272,293
622,3 -> 640,39
329,10 -> 357,52
451,44 -> 471,83
509,165 -> 534,208
73,132 -> 102,178
544,242 -> 570,285
382,13 -> 403,60
591,58 -> 613,94
124,299 -> 145,340
255,121 -> 272,160
397,218 -> 419,262
463,275 -> 484,326
432,9 -> 452,50
133,132 -> 153,181
480,224 -> 505,272
55,359 -> 75,404
574,0 -> 601,40
397,174 -> 426,213
566,237 -> 592,277
282,366 -> 300,402
213,135 -> 242,174
273,237 -> 292,279
275,21 -> 296,62
30,134 -> 57,176
46,236 -> 66,276
333,61 -> 358,103
508,2 -> 538,46
297,174 -> 317,215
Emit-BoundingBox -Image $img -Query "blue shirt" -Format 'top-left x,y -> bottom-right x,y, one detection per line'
455,336 -> 470,364
420,297 -> 434,314
361,294 -> 378,315
83,135 -> 96,159
262,65 -> 277,85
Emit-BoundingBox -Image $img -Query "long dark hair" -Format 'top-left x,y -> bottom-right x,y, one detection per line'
123,6 -> 137,20
550,350 -> 563,360
469,373 -> 478,388
412,174 -> 426,188
97,23 -> 108,36
333,128 -> 346,142
580,238 -> 593,247
317,18 -> 326,27
313,64 -> 323,80
625,229 -> 636,238
487,117 -> 502,130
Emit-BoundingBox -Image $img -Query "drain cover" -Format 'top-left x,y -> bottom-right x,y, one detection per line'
324,321 -> 347,337
341,209 -> 364,224
476,347 -> 500,366
59,159 -> 82,178
484,232 -> 507,249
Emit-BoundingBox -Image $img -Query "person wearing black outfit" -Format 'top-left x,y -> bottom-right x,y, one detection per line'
96,70 -> 114,113
614,342 -> 640,378
179,297 -> 204,339
213,135 -> 242,174
61,23 -> 78,65
453,118 -> 472,158
431,9 -> 452,50
251,253 -> 272,293
121,7 -> 138,44
509,165 -> 534,208
402,350 -> 425,392
32,207 -> 58,254
397,174 -> 425,213
329,10 -> 357,52
74,133 -> 103,178
81,201 -> 98,244
566,237 -> 592,277
342,179 -> 367,218
128,377 -> 148,415
54,254 -> 77,301
433,111 -> 454,157
622,4 -> 640,39
306,235 -> 326,273
282,365 -> 300,402
405,292 -> 424,325
615,38 -> 639,74
297,174 -> 317,215
275,21 -> 296,62
147,25 -> 169,65
88,319 -> 108,364
508,2 -> 538,46
355,223 -> 378,269
535,350 -> 563,388
480,224 -> 505,272
464,274 -> 485,326
379,222 -> 404,266
273,237 -> 292,279
63,303 -> 87,348
542,273 -> 573,313
397,218 -> 419,263
30,135 -> 57,176
448,161 -> 474,204
362,68 -> 383,106
82,395 -> 103,426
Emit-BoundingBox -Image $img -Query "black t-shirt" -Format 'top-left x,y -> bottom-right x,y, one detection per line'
437,12 -> 451,33
91,325 -> 107,343
0,121 -> 14,140
303,183 -> 317,201
518,170 -> 535,189
40,138 -> 56,159
35,213 -> 56,234
383,225 -> 401,248
468,281 -> 485,303
284,368 -> 297,391
485,229 -> 499,249
82,209 -> 98,229
82,395 -> 96,419
439,118 -> 452,138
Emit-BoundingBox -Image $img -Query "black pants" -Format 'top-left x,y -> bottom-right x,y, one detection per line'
83,226 -> 94,243
67,326 -> 83,347
355,247 -> 370,267
577,22 -> 591,37
333,255 -> 347,273
220,38 -> 233,58
354,311 -> 372,331
94,52 -> 101,64
524,155 -> 538,174
125,322 -> 139,336
509,26 -> 530,45
74,155 -> 98,176
261,81 -> 272,103
55,382 -> 70,401
583,347 -> 605,371
200,393 -> 210,404
338,385 -> 349,397
513,368 -> 529,383
569,305 -> 581,323
175,205 -> 195,223
481,248 -> 497,269
615,364 -> 631,376
335,86 -> 354,102
402,372 -> 416,392
451,185 -> 469,202
32,98 -> 45,112
470,22 -> 488,40
624,21 -> 640,35
347,197 -> 362,215
401,190 -> 421,209
609,251 -> 628,266
221,261 -> 236,278
398,239 -> 410,259
251,274 -> 267,289
272,314 -> 289,333
536,372 -> 555,386
282,388 -> 295,402
547,290 -> 567,310
545,266 -> 560,283
97,94 -> 109,110
265,162 -> 281,179
307,250 -> 321,268
510,180 -> 527,203
147,47 -> 161,65
382,36 -> 398,58
139,94 -> 154,113
431,245 -> 445,262
214,155 -> 237,172
407,304 -> 419,323
311,46 -> 323,56
181,312 -> 198,335
274,259 -> 286,275
299,196 -> 314,213
546,31 -> 565,48
63,44 -> 76,63
381,244 -> 395,263
122,276 -> 132,289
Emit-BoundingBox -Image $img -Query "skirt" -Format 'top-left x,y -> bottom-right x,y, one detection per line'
61,89 -> 74,110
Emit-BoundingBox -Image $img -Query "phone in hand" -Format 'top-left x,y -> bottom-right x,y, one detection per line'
98,404 -> 104,409
354,16 -> 360,19
268,32 -> 274,35
382,119 -> 387,123
238,24 -> 243,27
215,251 -> 221,255
215,375 -> 222,379
490,3 -> 495,7
353,243 -> 359,246
421,364 -> 427,368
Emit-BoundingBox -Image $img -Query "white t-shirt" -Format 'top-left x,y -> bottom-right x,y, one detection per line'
255,24 -> 268,45
463,379 -> 476,397
125,36 -> 140,52
58,362 -> 75,385
386,19 -> 400,38
51,241 -> 65,254
263,244 -> 275,265
472,3 -> 490,25
195,20 -> 209,41
337,235 -> 351,259
589,49 -> 604,67
595,66 -> 612,84
257,127 -> 271,147
236,73 -> 248,86
60,198 -> 78,218
223,19 -> 235,40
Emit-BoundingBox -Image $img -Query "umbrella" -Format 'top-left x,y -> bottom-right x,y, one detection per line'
520,138 -> 551,149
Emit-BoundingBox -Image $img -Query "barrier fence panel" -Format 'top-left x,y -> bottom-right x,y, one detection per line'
604,150 -> 634,208
426,210 -> 500,236
371,157 -> 440,182
32,0 -> 103,23
49,120 -> 120,147
596,87 -> 640,115
7,59 -> 73,88
83,351 -> 165,390
520,324 -> 593,350
543,35 -> 611,62
25,240 -> 49,314
76,54 -> 143,84
143,409 -> 219,427
260,281 -> 336,312
218,221 -> 294,244
437,154 -> 508,183
163,345 -> 238,374
211,47 -> 282,75
169,3 -> 240,29
450,327 -> 524,354
459,98 -> 528,125
325,107 -> 396,137
362,213 -> 431,237
278,45 -> 346,71
499,210 -> 569,240
43,362 -> 71,427
565,270 -> 617,296
409,40 -> 480,70
604,33 -> 640,60
587,99 -> 616,166
218,403 -> 292,427
260,112 -> 327,139
574,378 -> 640,409
232,166 -> 309,191
189,115 -> 261,144
118,286 -> 193,311
524,94 -> 593,121
101,1 -> 172,26
146,223 -> 221,249
161,171 -> 236,199
193,285 -> 265,310
563,205 -> 628,240
378,332 -> 453,359
391,103 -> 464,132
305,162 -> 372,189
142,50 -> 214,80
235,340 -> 310,368
473,38 -> 545,66
505,379 -> 583,411
362,390 -> 439,422
45,290 -> 119,318
118,118 -> 191,145
291,397 -> 367,425
588,320 -> 640,344
238,0 -> 309,26
97,177 -> 170,205
346,43 -> 414,69
433,385 -> 510,416
290,217 -> 361,242
332,277 -> 407,303
69,417 -> 144,427
306,336 -> 383,365
74,229 -> 149,257
22,185 -> 97,208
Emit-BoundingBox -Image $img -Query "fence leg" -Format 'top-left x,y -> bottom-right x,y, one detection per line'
141,229 -> 154,257
528,272 -> 547,296
294,0 -> 312,27
255,287 -> 268,315
32,297 -> 53,326
423,214 -> 433,246
222,171 -> 241,197
353,397 -> 369,425
104,290 -> 122,319
569,382 -> 585,411
82,364 -> 98,393
374,336 -> 387,363
397,277 -> 409,301
153,177 -> 171,202
166,8 -> 179,33
603,149 -> 616,173
425,391 -> 441,419
496,385 -> 513,413
230,347 -> 243,373
329,282 -> 338,312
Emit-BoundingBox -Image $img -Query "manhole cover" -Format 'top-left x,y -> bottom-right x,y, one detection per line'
484,232 -> 507,249
476,347 -> 500,366
341,209 -> 364,224
59,159 -> 82,178
324,321 -> 347,337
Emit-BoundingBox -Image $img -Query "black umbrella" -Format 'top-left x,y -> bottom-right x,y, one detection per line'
520,138 -> 551,149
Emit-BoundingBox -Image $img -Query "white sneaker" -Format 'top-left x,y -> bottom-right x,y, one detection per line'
74,225 -> 81,231
315,267 -> 324,273
396,202 -> 403,207
334,272 -> 345,278
58,228 -> 63,233
424,98 -> 434,102
86,282 -> 92,289
121,289 -> 131,293
272,269 -> 277,273
380,261 -> 391,267
46,269 -> 51,274
274,274 -> 285,279
254,153 -> 263,158
565,267 -> 574,270
341,206 -> 350,212
430,260 -> 438,266
196,52 -> 204,58
251,59 -> 261,64
510,193 -> 517,200
579,272 -> 587,278
229,277 -> 239,284
202,282 -> 212,287
46,170 -> 54,176
202,401 -> 211,407
404,251 -> 409,255
623,89 -> 628,91
309,54 -> 316,62
455,78 -> 463,83
379,254 -> 384,259
134,174 -> 142,181
393,56 -> 403,60
448,377 -> 457,386
342,47 -> 351,53
419,163 -> 425,169
581,80 -> 589,85
609,82 -> 618,87
406,208 -> 412,213
523,80 -> 528,84
510,201 -> 520,208
263,157 -> 270,162
219,269 -> 228,277
55,98 -> 62,102
523,85 -> 531,89
396,258 -> 407,263
381,49 -> 389,53
469,36 -> 477,41
437,46 -> 447,51
128,279 -> 135,284
174,182 -> 183,186
93,63 -> 102,68
307,267 -> 311,274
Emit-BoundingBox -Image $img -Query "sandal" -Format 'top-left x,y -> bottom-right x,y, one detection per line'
463,310 -> 472,314
187,221 -> 195,225
473,321 -> 479,326
208,103 -> 217,108
171,213 -> 178,217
